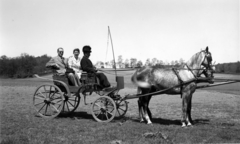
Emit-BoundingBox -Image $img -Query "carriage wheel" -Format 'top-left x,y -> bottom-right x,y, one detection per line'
33,84 -> 64,118
115,100 -> 128,118
91,96 -> 116,122
61,92 -> 80,114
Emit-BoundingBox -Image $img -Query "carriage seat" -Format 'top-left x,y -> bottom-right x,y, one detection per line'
80,72 -> 101,86
52,74 -> 75,86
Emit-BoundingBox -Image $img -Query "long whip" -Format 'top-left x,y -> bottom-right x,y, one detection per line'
108,26 -> 117,77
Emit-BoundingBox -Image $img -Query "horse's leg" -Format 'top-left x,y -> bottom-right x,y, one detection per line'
186,93 -> 193,126
143,99 -> 152,124
186,83 -> 196,126
146,95 -> 153,121
141,89 -> 152,124
137,87 -> 144,122
138,98 -> 144,122
181,87 -> 190,127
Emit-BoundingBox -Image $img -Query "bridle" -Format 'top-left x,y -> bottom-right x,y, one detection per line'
199,50 -> 214,78
185,49 -> 214,79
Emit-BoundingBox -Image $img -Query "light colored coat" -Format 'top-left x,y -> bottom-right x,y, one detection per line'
46,56 -> 67,75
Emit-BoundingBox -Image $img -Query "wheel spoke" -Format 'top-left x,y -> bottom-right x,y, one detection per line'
62,100 -> 65,111
51,97 -> 62,101
50,104 -> 60,113
107,111 -> 113,116
105,112 -> 109,120
68,98 -> 77,102
117,109 -> 121,115
43,86 -> 47,98
106,105 -> 114,109
38,102 -> 46,112
36,92 -> 46,98
118,107 -> 125,111
34,101 -> 45,106
94,103 -> 101,108
67,101 -> 75,107
96,111 -> 102,117
51,99 -> 62,105
65,101 -> 70,111
57,103 -> 62,109
44,104 -> 49,115
49,86 -> 52,97
50,91 -> 58,99
109,108 -> 114,114
35,94 -> 45,100
93,109 -> 101,113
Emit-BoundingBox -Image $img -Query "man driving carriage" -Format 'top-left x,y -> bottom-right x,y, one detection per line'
81,45 -> 111,88
45,47 -> 81,86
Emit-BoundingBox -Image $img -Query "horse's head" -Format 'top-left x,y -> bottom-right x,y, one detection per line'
199,47 -> 215,81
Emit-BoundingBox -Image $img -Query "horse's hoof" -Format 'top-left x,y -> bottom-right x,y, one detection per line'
147,122 -> 153,125
182,123 -> 187,128
187,123 -> 193,127
140,120 -> 144,123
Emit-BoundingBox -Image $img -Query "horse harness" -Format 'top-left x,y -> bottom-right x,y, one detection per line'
172,50 -> 213,97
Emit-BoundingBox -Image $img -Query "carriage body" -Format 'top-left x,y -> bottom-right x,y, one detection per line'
33,72 -> 128,122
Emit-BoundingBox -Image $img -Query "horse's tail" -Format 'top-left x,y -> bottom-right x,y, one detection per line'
131,67 -> 151,88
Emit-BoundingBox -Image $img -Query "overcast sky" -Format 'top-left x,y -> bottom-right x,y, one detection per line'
0,0 -> 239,64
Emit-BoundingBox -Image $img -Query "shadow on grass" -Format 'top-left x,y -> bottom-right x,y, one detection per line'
130,117 -> 210,126
57,111 -> 94,120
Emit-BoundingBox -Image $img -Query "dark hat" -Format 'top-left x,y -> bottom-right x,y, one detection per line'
82,45 -> 92,53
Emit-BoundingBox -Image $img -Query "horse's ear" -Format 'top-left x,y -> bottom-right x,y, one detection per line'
206,46 -> 209,53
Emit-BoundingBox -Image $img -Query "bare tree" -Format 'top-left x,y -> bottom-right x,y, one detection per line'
179,58 -> 185,66
136,60 -> 143,67
145,58 -> 151,66
151,58 -> 158,66
117,55 -> 123,68
125,59 -> 130,68
130,58 -> 137,68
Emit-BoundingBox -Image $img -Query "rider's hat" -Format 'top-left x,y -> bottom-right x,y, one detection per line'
82,45 -> 92,53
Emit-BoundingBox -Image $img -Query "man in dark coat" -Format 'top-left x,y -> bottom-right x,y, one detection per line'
81,45 -> 111,88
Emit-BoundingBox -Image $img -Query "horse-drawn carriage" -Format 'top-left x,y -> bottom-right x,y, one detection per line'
33,47 -> 239,125
33,72 -> 128,122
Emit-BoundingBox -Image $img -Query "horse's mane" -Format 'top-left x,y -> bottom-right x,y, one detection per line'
186,51 -> 204,69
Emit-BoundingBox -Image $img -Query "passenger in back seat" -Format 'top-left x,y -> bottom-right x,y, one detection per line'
46,47 -> 80,86
68,48 -> 82,81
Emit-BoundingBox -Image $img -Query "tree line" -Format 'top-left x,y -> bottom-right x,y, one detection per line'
0,53 -> 239,78
0,53 -> 51,78
215,62 -> 240,74
95,55 -> 186,68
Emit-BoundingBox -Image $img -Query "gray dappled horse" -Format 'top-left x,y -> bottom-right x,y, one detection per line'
131,47 -> 214,127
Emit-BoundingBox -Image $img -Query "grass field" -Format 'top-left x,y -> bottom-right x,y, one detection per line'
0,72 -> 240,143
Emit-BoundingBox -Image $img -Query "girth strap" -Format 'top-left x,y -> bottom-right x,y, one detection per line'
172,68 -> 183,84
185,64 -> 197,79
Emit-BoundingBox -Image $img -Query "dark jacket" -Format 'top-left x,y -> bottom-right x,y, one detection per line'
80,56 -> 95,73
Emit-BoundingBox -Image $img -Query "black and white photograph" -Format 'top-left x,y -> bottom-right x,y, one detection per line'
0,0 -> 239,143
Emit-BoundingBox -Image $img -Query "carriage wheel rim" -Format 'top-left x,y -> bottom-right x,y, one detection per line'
91,96 -> 116,122
115,100 -> 128,118
33,84 -> 64,118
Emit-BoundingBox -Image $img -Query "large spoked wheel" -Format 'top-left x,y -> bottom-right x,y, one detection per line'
33,84 -> 64,118
61,92 -> 80,114
115,100 -> 128,118
91,96 -> 116,122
